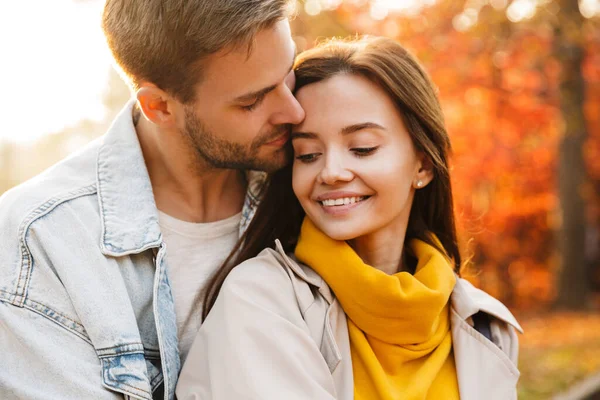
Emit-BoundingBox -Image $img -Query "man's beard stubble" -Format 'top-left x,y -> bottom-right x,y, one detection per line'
182,108 -> 291,173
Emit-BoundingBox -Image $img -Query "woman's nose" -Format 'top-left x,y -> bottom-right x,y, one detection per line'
318,156 -> 353,185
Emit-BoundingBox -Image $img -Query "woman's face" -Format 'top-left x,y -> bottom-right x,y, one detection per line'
291,73 -> 430,242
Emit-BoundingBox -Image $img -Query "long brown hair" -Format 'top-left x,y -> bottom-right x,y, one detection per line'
202,36 -> 460,320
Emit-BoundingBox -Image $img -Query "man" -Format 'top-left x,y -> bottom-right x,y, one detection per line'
0,0 -> 303,399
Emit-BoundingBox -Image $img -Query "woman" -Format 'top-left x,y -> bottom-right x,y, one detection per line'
176,36 -> 522,400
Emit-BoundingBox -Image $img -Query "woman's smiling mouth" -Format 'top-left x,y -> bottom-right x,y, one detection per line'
319,196 -> 369,207
315,194 -> 373,216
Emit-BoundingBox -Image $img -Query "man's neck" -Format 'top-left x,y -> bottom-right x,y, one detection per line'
136,117 -> 247,223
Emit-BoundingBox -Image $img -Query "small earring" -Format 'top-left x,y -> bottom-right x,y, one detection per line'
416,180 -> 423,188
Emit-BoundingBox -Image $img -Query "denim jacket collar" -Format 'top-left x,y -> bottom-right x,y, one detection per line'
97,100 -> 162,256
96,100 -> 266,256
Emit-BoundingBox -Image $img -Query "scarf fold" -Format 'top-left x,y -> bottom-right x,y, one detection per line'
295,218 -> 459,400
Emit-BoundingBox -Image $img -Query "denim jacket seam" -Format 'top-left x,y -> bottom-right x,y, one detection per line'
96,343 -> 145,357
13,183 -> 97,307
0,291 -> 92,344
99,349 -> 146,358
151,244 -> 172,397
24,296 -> 90,340
96,151 -> 109,250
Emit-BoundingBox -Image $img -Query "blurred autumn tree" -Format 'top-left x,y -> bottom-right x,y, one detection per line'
293,0 -> 600,310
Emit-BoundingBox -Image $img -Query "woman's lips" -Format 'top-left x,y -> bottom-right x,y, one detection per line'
317,195 -> 371,216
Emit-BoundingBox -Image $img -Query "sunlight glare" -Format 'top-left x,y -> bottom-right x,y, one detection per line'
580,0 -> 600,18
507,0 -> 538,22
371,0 -> 437,15
0,0 -> 112,143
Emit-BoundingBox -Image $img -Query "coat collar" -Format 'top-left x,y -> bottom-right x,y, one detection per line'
96,100 -> 162,256
451,278 -> 523,333
96,100 -> 267,256
272,242 -> 521,399
274,239 -> 335,304
274,239 -> 523,334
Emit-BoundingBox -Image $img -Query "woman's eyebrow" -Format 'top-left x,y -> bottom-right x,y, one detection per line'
341,122 -> 386,135
291,131 -> 318,140
291,122 -> 385,140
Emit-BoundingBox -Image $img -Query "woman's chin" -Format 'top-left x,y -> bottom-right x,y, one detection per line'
313,220 -> 366,242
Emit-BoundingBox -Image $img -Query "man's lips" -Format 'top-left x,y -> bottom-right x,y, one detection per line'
266,131 -> 290,146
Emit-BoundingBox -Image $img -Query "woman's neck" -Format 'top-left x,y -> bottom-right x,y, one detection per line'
348,226 -> 409,275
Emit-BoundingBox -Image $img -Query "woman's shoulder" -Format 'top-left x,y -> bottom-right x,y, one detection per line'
218,245 -> 323,317
452,278 -> 522,364
226,247 -> 291,283
220,248 -> 296,301
452,278 -> 523,334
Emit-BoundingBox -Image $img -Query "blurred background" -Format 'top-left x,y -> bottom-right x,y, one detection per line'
1,0 -> 599,398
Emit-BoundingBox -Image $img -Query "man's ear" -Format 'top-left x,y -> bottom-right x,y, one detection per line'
413,153 -> 435,189
136,84 -> 178,128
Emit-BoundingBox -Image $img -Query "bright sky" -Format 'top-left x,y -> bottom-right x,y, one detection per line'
0,0 -> 112,143
3,0 -> 430,144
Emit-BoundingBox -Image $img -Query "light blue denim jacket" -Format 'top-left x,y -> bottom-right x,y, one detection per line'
0,101 -> 263,400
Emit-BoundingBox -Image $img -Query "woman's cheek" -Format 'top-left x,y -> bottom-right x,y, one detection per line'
292,166 -> 309,200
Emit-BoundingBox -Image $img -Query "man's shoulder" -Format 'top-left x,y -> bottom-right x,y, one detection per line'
0,138 -> 102,227
0,139 -> 104,271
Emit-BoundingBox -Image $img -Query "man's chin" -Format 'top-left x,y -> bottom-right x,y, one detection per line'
251,146 -> 291,172
253,155 -> 289,173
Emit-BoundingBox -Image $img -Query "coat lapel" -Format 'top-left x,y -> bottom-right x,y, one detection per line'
451,310 -> 520,400
451,278 -> 522,400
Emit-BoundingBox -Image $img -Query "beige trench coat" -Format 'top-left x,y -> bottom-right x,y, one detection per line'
177,240 -> 523,400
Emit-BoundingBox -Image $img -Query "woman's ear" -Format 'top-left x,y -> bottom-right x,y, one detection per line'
135,84 -> 178,128
413,154 -> 435,189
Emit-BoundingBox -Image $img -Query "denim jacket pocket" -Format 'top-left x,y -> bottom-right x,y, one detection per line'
100,351 -> 153,400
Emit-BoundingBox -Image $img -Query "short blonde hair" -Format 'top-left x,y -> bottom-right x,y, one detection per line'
102,0 -> 294,103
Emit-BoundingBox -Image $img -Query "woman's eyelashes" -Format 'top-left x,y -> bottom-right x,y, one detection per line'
295,153 -> 321,163
294,146 -> 380,164
352,146 -> 379,157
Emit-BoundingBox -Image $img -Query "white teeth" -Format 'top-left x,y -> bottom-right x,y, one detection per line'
320,197 -> 366,207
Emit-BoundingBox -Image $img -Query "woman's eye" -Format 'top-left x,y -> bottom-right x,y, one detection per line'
295,153 -> 320,163
352,146 -> 379,157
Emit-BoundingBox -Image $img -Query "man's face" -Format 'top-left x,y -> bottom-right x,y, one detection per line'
179,19 -> 304,172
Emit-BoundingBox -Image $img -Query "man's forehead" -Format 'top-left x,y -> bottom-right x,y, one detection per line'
198,21 -> 296,99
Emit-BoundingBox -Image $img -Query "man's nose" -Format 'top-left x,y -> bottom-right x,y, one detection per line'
271,86 -> 305,126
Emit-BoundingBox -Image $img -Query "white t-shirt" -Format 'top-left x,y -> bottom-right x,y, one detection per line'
158,210 -> 242,363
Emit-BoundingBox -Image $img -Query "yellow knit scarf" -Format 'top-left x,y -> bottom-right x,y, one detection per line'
295,218 -> 460,400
